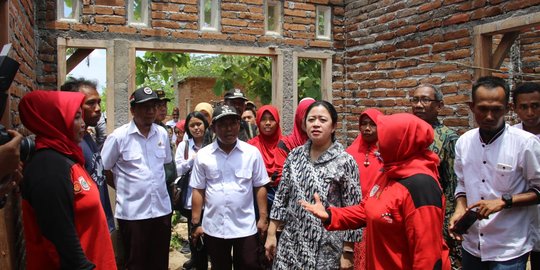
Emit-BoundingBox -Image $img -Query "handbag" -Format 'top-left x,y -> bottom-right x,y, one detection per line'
172,141 -> 191,213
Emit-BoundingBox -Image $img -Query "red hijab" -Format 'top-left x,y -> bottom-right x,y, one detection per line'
346,108 -> 384,198
377,113 -> 439,182
281,97 -> 316,150
19,90 -> 86,165
248,105 -> 282,175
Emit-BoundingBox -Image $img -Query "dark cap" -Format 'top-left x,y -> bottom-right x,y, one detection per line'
224,88 -> 247,100
130,86 -> 159,105
155,89 -> 171,102
212,104 -> 241,123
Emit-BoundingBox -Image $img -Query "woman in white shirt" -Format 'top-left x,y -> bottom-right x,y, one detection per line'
175,111 -> 210,270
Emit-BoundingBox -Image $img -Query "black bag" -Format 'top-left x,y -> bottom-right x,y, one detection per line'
172,141 -> 191,214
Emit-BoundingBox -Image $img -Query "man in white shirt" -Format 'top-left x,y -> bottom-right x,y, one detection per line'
512,82 -> 540,269
190,104 -> 269,269
101,86 -> 173,270
450,76 -> 540,269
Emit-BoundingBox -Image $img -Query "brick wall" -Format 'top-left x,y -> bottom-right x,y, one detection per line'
37,0 -> 345,89
177,77 -> 219,119
1,2 -> 37,269
6,0 -> 37,130
338,0 -> 540,141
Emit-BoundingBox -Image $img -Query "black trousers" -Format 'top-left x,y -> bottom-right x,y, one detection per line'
204,233 -> 263,270
118,213 -> 172,270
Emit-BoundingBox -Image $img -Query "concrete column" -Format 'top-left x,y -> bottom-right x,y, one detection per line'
280,49 -> 295,134
110,39 -> 131,128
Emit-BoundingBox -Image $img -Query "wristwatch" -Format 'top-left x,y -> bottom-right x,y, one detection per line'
502,194 -> 513,209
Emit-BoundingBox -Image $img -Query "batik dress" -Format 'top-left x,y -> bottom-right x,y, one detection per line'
270,140 -> 362,270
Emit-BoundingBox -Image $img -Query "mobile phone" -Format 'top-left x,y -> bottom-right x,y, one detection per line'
452,209 -> 478,235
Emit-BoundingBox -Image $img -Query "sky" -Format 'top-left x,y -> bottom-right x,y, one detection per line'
68,49 -> 108,94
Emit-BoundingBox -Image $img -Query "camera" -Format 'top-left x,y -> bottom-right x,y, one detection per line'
0,125 -> 34,162
0,44 -> 34,161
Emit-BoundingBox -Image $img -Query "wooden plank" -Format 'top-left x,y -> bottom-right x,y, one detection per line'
491,32 -> 520,69
57,40 -> 67,90
130,40 -> 276,56
66,48 -> 94,74
473,34 -> 492,79
474,12 -> 540,35
321,58 -> 333,102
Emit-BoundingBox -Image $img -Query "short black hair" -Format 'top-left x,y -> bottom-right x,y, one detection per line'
304,100 -> 338,141
472,76 -> 510,104
60,77 -> 98,92
184,111 -> 209,139
512,82 -> 540,104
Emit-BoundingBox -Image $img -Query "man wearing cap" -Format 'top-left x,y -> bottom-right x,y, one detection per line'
224,88 -> 257,141
190,104 -> 269,269
101,86 -> 173,270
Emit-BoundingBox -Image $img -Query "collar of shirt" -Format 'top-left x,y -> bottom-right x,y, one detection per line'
209,139 -> 246,155
127,121 -> 157,139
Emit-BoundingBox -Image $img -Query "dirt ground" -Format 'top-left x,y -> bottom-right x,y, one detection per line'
169,222 -> 191,270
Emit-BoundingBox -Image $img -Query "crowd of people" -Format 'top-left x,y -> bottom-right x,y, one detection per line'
1,75 -> 539,270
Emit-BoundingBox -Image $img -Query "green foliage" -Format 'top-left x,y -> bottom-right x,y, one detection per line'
135,51 -> 190,111
212,55 -> 272,104
298,58 -> 322,100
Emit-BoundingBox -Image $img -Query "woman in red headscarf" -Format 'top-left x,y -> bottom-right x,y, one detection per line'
345,108 -> 383,270
273,97 -> 316,185
19,90 -> 116,270
248,105 -> 283,207
301,113 -> 450,270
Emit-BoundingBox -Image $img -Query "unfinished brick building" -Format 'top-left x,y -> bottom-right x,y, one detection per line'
1,0 -> 540,268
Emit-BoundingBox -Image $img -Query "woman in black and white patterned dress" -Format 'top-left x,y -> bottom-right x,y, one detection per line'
265,100 -> 362,270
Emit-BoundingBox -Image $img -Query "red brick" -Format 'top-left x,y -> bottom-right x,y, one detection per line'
443,13 -> 470,26
375,31 -> 395,41
283,38 -> 307,47
396,25 -> 417,36
420,77 -> 443,85
184,5 -> 198,13
445,73 -> 472,82
201,32 -> 229,40
432,64 -> 458,73
231,34 -> 256,42
375,61 -> 395,70
45,21 -> 70,30
284,9 -> 310,18
389,70 -> 408,78
238,12 -> 265,21
444,94 -> 470,104
222,18 -> 249,27
239,0 -> 263,4
405,46 -> 430,56
248,6 -> 264,14
310,40 -> 333,48
284,23 -> 308,31
443,29 -> 470,41
222,3 -> 248,12
396,60 -> 418,68
445,48 -> 470,60
396,79 -> 418,88
171,0 -> 197,4
443,118 -> 469,127
152,11 -> 168,20
377,99 -> 397,107
169,13 -> 198,21
418,20 -> 442,31
410,67 -> 431,76
95,15 -> 125,24
433,41 -> 456,53
95,0 -> 123,6
367,53 -> 386,62
171,31 -> 199,39
369,90 -> 387,97
108,25 -> 138,34
286,2 -> 316,11
152,3 -> 181,12
419,0 -> 443,13
375,81 -> 395,88
152,20 -> 180,28
140,28 -> 168,36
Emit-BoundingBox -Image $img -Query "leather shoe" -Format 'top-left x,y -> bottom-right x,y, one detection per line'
182,259 -> 194,269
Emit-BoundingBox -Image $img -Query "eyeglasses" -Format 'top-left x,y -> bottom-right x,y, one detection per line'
409,97 -> 440,105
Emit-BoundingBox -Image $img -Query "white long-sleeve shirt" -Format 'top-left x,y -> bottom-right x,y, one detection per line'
454,124 -> 540,261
